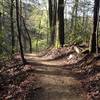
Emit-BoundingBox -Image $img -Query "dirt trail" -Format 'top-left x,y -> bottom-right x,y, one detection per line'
25,54 -> 85,100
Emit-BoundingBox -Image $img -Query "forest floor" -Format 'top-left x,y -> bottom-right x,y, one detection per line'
0,46 -> 100,100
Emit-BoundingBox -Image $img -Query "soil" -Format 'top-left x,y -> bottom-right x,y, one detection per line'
0,46 -> 100,100
25,53 -> 85,100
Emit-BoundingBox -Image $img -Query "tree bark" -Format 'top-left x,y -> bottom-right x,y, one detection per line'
0,12 -> 2,32
90,0 -> 100,53
48,0 -> 57,46
58,0 -> 65,47
48,0 -> 52,30
22,17 -> 32,53
16,0 -> 26,64
52,0 -> 57,46
10,0 -> 15,54
74,0 -> 79,32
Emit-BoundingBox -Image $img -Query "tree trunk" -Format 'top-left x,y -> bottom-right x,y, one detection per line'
58,0 -> 65,47
10,0 -> 15,54
74,0 -> 79,32
16,0 -> 26,64
90,0 -> 100,53
22,17 -> 32,53
48,0 -> 57,46
0,12 -> 2,32
52,0 -> 57,46
48,0 -> 52,30
2,0 -> 4,32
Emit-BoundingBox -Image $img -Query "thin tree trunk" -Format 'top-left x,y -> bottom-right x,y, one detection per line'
74,0 -> 79,32
70,2 -> 75,33
19,0 -> 26,52
10,0 -> 15,54
22,17 -> 32,53
48,0 -> 52,30
16,0 -> 26,64
0,12 -> 2,32
47,13 -> 49,46
2,0 -> 4,32
36,39 -> 39,52
52,0 -> 57,46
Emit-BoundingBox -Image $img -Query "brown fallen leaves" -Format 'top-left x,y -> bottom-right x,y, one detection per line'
0,58 -> 40,100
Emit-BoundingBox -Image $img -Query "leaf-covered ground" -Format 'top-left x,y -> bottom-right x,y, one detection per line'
0,46 -> 100,100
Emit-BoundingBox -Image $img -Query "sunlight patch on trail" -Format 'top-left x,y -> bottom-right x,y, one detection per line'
25,53 -> 68,66
25,53 -> 85,100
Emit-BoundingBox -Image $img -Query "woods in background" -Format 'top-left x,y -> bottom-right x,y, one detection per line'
0,0 -> 100,62
0,1 -> 100,99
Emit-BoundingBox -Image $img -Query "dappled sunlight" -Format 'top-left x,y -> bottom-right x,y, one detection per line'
23,52 -> 86,100
39,74 -> 80,86
1,0 -> 99,99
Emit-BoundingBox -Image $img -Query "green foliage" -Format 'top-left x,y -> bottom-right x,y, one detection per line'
65,16 -> 93,45
32,38 -> 48,52
0,0 -> 94,55
27,5 -> 50,51
0,30 -> 12,57
0,31 -> 4,43
29,7 -> 48,35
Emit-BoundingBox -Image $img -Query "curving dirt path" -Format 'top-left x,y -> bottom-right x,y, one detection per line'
25,53 -> 85,100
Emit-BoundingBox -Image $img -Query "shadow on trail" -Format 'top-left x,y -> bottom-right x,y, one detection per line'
26,62 -> 85,100
33,84 -> 83,100
40,51 -> 74,61
26,54 -> 97,81
24,54 -> 87,100
27,61 -> 62,67
26,60 -> 85,80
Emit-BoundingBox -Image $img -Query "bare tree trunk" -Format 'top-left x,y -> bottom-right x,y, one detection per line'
48,0 -> 57,46
36,39 -> 39,52
19,0 -> 26,52
58,0 -> 64,47
48,0 -> 53,46
70,0 -> 79,33
22,17 -> 32,53
52,0 -> 57,46
48,0 -> 52,30
70,2 -> 75,33
2,0 -> 4,32
10,0 -> 15,54
0,12 -> 2,32
16,0 -> 26,64
90,0 -> 100,53
74,0 -> 79,32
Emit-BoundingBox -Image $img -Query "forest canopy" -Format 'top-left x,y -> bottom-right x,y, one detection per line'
0,0 -> 95,56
